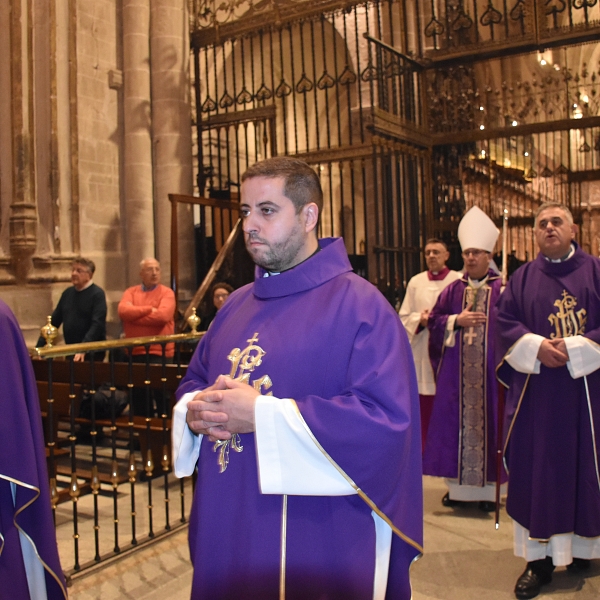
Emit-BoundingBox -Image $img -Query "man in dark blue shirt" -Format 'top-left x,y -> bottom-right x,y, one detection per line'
37,257 -> 107,361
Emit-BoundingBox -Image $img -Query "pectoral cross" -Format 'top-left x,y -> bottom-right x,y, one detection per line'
464,327 -> 477,345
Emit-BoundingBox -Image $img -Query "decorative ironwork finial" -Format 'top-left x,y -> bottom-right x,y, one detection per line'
40,316 -> 58,347
188,307 -> 201,333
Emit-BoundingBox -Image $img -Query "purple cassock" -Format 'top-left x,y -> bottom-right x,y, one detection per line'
0,300 -> 67,599
423,271 -> 505,487
496,243 -> 600,540
177,238 -> 423,600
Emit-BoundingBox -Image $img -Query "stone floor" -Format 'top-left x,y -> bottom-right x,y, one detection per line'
63,476 -> 600,599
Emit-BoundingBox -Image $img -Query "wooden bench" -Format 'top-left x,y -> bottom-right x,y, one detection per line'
37,381 -> 82,447
33,359 -> 187,480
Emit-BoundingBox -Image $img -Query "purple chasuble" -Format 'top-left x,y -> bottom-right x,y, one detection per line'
423,271 -> 505,486
177,238 -> 423,600
0,300 -> 67,599
496,243 -> 600,539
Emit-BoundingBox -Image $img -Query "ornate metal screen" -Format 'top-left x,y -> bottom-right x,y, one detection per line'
189,0 -> 600,297
189,0 -> 430,302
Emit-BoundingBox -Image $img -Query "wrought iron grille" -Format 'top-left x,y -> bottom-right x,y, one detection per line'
189,0 -> 600,295
189,0 -> 430,301
413,0 -> 600,58
426,49 -> 600,133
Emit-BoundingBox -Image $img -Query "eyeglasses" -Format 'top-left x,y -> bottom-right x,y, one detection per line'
461,249 -> 487,258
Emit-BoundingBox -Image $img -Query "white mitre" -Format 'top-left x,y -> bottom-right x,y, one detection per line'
458,206 -> 500,252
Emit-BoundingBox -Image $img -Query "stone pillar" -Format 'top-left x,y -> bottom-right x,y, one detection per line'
0,3 -> 12,259
123,0 -> 155,286
10,0 -> 38,282
150,0 -> 194,297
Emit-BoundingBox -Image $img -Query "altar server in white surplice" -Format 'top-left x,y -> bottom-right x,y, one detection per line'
399,239 -> 461,450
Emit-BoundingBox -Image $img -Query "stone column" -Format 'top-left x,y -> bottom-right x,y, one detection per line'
0,1 -> 13,261
123,0 -> 155,286
9,0 -> 38,282
150,0 -> 194,297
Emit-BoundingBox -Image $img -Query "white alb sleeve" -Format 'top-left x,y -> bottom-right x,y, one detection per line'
399,310 -> 421,343
254,395 -> 356,496
564,336 -> 600,379
505,333 -> 544,374
398,289 -> 420,343
444,315 -> 458,347
172,391 -> 203,477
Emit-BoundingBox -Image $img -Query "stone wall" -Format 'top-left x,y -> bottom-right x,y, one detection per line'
0,0 -> 194,347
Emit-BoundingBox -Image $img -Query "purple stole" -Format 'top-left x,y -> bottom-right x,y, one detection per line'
424,271 -> 504,485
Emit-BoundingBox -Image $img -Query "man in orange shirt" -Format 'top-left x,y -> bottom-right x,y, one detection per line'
118,258 -> 176,416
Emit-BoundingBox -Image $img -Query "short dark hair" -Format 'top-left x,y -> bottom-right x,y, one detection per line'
241,157 -> 323,214
425,238 -> 448,250
73,257 -> 95,275
211,282 -> 234,297
534,202 -> 574,227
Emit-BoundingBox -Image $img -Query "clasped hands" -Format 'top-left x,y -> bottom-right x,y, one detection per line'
537,338 -> 569,368
186,375 -> 259,442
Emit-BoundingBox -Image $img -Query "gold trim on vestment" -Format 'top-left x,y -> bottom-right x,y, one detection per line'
435,342 -> 447,380
0,474 -> 68,599
500,334 -> 600,477
289,402 -> 424,554
280,494 -> 287,600
583,375 -> 600,492
457,283 -> 491,486
495,351 -> 516,389
497,287 -> 600,538
459,274 -> 501,284
502,374 -> 531,475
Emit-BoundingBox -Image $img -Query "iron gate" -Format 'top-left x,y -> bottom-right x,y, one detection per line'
188,0 -> 600,298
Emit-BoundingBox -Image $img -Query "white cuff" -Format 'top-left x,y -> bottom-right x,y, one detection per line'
171,391 -> 203,477
444,315 -> 458,347
505,333 -> 544,374
254,395 -> 355,496
564,336 -> 600,379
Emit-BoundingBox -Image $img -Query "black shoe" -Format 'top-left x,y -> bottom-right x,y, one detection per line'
514,558 -> 554,599
566,558 -> 591,573
478,501 -> 496,512
441,492 -> 463,508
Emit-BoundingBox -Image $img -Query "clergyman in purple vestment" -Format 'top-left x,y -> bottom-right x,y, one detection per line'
0,299 -> 67,599
496,203 -> 600,600
423,206 -> 505,512
171,157 -> 423,600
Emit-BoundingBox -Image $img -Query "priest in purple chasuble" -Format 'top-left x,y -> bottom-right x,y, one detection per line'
171,157 -> 423,600
496,203 -> 600,600
423,206 -> 506,512
0,299 -> 67,599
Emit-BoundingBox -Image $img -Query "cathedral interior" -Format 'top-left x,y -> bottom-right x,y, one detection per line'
2,0 -> 600,597
1,0 -> 599,342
